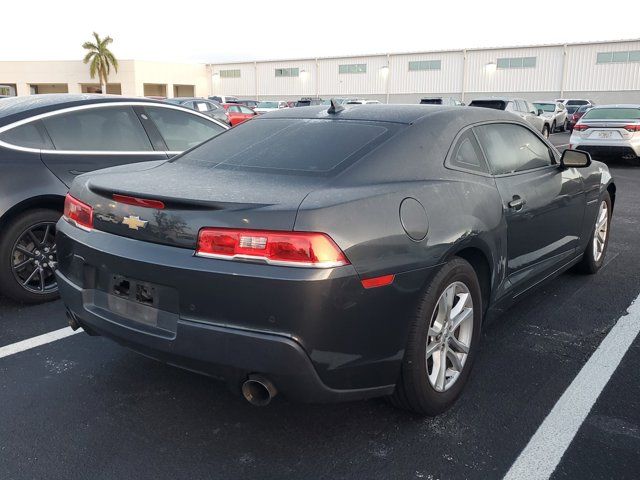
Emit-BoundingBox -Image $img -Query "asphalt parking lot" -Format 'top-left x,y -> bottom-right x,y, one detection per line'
1,132 -> 639,480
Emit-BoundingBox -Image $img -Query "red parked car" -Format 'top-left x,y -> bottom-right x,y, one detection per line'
222,103 -> 257,126
568,105 -> 591,131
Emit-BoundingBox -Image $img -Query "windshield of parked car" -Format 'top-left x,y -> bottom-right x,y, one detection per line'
257,101 -> 279,109
582,108 -> 640,120
533,103 -> 556,112
176,118 -> 399,175
577,105 -> 590,113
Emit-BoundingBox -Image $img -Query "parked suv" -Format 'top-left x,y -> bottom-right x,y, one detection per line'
164,97 -> 230,125
0,94 -> 228,303
533,101 -> 569,132
469,97 -> 552,138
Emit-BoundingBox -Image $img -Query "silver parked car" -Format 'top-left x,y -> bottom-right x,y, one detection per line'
468,97 -> 552,138
533,101 -> 569,132
570,104 -> 640,162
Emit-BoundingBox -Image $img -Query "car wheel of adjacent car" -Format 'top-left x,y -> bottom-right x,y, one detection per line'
542,125 -> 550,138
0,209 -> 61,304
563,119 -> 569,131
577,192 -> 611,274
551,121 -> 557,133
390,257 -> 482,415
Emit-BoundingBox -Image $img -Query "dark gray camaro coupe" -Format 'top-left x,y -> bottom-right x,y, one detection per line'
56,104 -> 615,414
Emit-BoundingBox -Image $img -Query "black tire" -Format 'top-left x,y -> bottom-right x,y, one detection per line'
389,257 -> 483,415
0,209 -> 61,304
542,125 -> 550,138
563,119 -> 569,132
551,121 -> 557,133
577,192 -> 612,274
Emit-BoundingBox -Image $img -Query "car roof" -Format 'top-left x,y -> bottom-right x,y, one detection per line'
589,104 -> 640,108
259,104 -> 520,125
0,94 -> 167,127
469,97 -> 522,102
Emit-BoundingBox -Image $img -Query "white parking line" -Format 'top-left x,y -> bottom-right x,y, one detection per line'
0,327 -> 82,360
503,292 -> 640,480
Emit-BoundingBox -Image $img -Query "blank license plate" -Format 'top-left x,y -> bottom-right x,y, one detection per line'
598,131 -> 613,139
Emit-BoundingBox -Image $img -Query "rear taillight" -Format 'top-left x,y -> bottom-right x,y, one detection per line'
624,124 -> 640,132
63,193 -> 93,231
196,228 -> 349,268
573,124 -> 590,131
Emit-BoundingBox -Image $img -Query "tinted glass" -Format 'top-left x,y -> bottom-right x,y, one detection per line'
144,107 -> 225,151
42,106 -> 152,151
450,131 -> 488,174
420,99 -> 443,105
582,108 -> 640,120
0,121 -> 54,149
566,100 -> 588,106
177,118 -> 395,175
475,123 -> 553,175
469,100 -> 507,110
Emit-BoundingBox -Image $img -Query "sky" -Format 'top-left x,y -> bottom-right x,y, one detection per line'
2,0 -> 639,64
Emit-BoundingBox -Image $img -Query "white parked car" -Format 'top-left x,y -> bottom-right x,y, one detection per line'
533,101 -> 569,132
570,104 -> 640,162
558,98 -> 596,108
254,100 -> 289,114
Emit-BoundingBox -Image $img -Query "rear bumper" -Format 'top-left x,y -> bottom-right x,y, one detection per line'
573,144 -> 639,160
56,220 -> 433,401
58,269 -> 393,402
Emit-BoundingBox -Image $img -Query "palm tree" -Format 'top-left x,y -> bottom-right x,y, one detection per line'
82,32 -> 118,94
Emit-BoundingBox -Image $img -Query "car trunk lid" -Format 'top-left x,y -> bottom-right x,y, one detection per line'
76,161 -> 324,249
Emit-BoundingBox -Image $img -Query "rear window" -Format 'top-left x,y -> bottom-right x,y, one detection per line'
177,118 -> 396,175
420,98 -> 443,105
566,100 -> 589,106
469,100 -> 506,110
582,108 -> 640,120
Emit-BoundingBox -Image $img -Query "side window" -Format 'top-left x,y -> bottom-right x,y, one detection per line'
505,101 -> 516,112
144,106 -> 225,151
474,123 -> 554,175
205,101 -> 219,111
42,106 -> 153,151
239,106 -> 254,114
449,131 -> 489,174
228,106 -> 241,113
0,121 -> 54,149
193,101 -> 210,113
515,100 -> 526,112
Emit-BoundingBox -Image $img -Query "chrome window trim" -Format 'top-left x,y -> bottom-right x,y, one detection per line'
0,101 -> 228,154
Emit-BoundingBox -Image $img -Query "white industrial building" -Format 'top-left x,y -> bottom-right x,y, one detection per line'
210,39 -> 640,104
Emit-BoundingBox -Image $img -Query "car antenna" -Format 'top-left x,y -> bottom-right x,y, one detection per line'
327,98 -> 345,114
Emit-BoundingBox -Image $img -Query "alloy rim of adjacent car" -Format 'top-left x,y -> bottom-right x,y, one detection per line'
593,200 -> 609,262
426,281 -> 474,392
11,221 -> 58,294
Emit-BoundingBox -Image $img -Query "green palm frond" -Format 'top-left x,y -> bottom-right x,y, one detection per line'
82,32 -> 118,87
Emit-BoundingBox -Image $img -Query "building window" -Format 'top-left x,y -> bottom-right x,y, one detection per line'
219,69 -> 241,78
597,50 -> 640,64
408,60 -> 441,71
338,63 -> 367,74
496,57 -> 536,69
275,68 -> 299,77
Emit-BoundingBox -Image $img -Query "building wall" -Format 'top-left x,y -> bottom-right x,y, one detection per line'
0,60 -> 209,98
211,39 -> 640,103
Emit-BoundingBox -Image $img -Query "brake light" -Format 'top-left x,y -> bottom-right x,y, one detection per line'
573,124 -> 590,131
624,124 -> 640,132
113,194 -> 165,209
196,228 -> 349,268
63,193 -> 93,231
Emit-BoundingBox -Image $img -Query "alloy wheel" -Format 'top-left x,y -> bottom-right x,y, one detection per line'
426,281 -> 474,392
11,222 -> 58,294
593,200 -> 608,262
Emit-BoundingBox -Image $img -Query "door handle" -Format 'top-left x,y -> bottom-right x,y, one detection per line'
508,196 -> 526,211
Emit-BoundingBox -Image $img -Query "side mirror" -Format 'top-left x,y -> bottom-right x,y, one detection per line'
560,149 -> 591,168
537,109 -> 544,116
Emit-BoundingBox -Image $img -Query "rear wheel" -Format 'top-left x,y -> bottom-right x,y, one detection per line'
0,209 -> 61,304
390,257 -> 482,415
577,193 -> 611,274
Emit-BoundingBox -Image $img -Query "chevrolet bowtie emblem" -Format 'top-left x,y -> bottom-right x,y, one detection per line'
122,215 -> 148,230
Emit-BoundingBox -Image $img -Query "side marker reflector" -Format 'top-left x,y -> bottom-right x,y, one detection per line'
361,274 -> 395,289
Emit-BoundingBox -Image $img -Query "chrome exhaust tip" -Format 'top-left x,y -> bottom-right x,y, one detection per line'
241,375 -> 277,406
